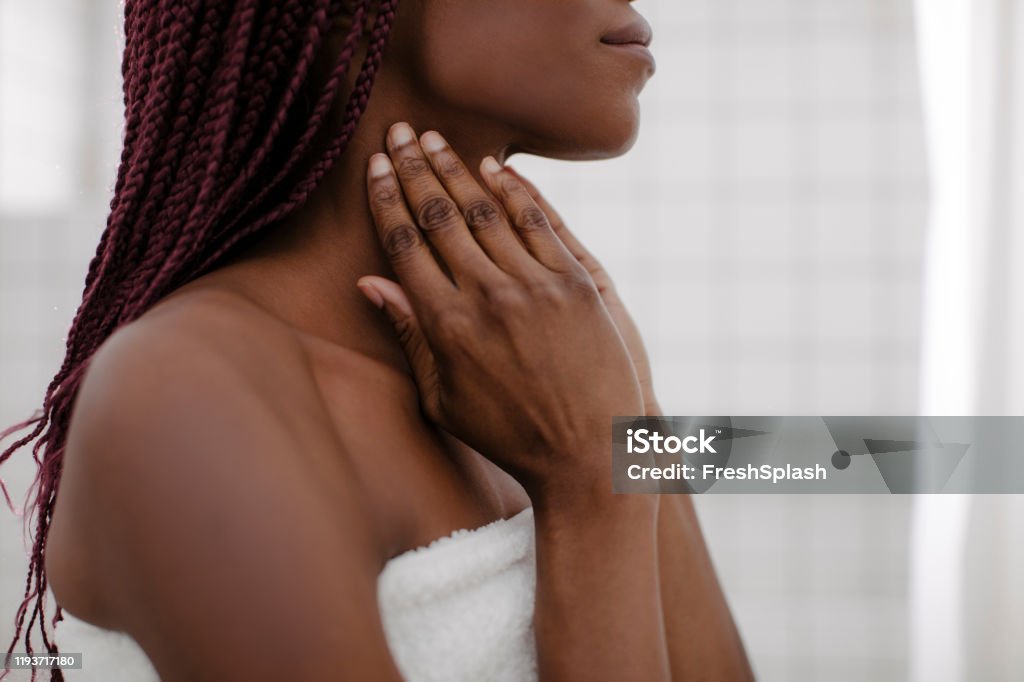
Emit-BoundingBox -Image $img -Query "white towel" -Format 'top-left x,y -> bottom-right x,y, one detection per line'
52,613 -> 159,681
53,507 -> 538,681
378,506 -> 537,682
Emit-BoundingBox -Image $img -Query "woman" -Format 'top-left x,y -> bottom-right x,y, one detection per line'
0,0 -> 752,680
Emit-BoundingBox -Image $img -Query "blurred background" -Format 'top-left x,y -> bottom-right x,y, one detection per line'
1,0 -> 1022,680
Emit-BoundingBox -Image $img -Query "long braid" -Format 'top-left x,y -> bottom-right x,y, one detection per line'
0,2 -> 400,679
130,0 -> 347,307
195,0 -> 397,276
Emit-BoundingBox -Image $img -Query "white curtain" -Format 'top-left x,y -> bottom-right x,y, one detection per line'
913,0 -> 1024,679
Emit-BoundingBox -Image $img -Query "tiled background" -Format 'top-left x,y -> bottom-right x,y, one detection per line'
1,1 -> 926,680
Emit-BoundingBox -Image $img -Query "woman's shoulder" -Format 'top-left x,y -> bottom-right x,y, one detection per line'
63,283 -> 379,497
92,284 -> 308,390
48,285 -> 385,626
79,282 -> 410,425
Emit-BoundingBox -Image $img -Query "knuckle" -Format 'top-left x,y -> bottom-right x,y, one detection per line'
438,155 -> 466,179
525,276 -> 567,303
383,223 -> 423,262
397,155 -> 430,176
517,206 -> 549,232
393,315 -> 418,345
433,310 -> 474,343
416,196 -> 460,233
370,181 -> 402,208
481,280 -> 528,309
500,175 -> 521,195
464,199 -> 502,232
562,268 -> 600,299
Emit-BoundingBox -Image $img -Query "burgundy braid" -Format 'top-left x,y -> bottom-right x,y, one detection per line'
0,1 -> 400,679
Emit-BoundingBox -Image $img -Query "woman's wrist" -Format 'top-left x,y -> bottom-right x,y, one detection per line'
535,490 -> 659,535
527,453 -> 659,531
529,462 -> 669,682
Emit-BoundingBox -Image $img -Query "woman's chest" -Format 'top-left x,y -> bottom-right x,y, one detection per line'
305,348 -> 531,561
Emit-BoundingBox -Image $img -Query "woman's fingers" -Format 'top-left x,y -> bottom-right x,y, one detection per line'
480,159 -> 580,274
384,123 -> 497,285
505,166 -> 612,292
417,131 -> 541,279
366,153 -> 455,309
366,122 -> 583,309
504,166 -> 568,234
356,276 -> 441,416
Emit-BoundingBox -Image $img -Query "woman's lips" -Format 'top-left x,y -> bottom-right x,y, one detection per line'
600,16 -> 655,72
600,17 -> 654,48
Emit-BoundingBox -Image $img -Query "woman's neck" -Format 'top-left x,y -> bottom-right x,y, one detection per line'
188,101 -> 512,373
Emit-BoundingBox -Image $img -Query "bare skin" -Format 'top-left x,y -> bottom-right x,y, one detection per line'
44,1 -> 753,679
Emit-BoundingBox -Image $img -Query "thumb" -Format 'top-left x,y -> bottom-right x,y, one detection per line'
356,276 -> 440,413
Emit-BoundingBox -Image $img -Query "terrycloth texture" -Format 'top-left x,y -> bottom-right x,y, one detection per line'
53,507 -> 538,681
378,506 -> 538,682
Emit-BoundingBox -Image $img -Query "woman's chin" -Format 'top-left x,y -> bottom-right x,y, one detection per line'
522,111 -> 641,161
566,120 -> 642,161
503,98 -> 643,162
597,122 -> 642,158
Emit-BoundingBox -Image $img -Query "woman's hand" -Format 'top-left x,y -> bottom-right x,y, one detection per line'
505,166 -> 661,416
357,123 -> 644,502
359,123 -> 675,682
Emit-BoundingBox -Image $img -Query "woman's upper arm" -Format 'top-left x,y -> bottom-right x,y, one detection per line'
52,323 -> 405,681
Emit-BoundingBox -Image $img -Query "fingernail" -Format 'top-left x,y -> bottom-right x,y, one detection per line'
357,281 -> 384,308
368,153 -> 392,178
482,156 -> 502,175
389,122 -> 415,147
420,131 -> 445,153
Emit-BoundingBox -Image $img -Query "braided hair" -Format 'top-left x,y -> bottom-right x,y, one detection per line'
0,0 -> 399,677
